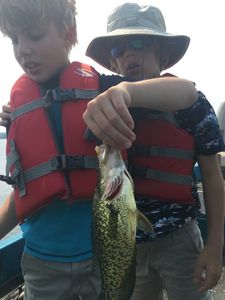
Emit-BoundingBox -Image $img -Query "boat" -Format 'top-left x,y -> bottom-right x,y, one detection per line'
0,233 -> 24,299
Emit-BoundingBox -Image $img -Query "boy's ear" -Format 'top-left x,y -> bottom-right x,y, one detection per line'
64,26 -> 77,48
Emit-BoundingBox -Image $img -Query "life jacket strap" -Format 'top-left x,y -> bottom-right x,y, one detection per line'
45,88 -> 99,104
6,140 -> 26,196
131,166 -> 192,185
11,88 -> 99,122
53,154 -> 99,170
6,140 -> 20,176
0,174 -> 15,185
131,145 -> 194,159
8,154 -> 98,197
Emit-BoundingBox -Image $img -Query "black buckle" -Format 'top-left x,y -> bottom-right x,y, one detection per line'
45,89 -> 75,106
60,90 -> 76,100
0,174 -> 15,185
67,155 -> 85,169
45,89 -> 57,106
12,168 -> 26,196
52,155 -> 85,170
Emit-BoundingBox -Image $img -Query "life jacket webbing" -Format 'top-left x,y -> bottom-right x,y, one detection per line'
131,166 -> 192,185
11,88 -> 99,122
8,154 -> 98,197
6,140 -> 20,176
6,141 -> 26,196
147,112 -> 178,126
11,97 -> 46,122
131,145 -> 194,159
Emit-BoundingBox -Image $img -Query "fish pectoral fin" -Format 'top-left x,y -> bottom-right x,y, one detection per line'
136,210 -> 154,234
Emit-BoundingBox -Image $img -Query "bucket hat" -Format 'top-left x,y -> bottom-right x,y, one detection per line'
86,3 -> 190,72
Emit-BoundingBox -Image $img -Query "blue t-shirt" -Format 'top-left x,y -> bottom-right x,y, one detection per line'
21,73 -> 125,262
22,200 -> 93,262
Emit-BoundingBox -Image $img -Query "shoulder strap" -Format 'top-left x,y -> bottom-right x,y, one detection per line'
11,88 -> 99,122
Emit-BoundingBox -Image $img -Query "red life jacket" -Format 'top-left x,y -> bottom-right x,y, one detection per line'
6,61 -> 101,221
130,110 -> 196,204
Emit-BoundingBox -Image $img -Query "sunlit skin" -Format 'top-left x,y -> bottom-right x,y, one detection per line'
7,21 -> 71,83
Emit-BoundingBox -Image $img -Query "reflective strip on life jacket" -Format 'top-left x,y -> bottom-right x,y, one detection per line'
130,111 -> 196,204
131,166 -> 192,185
11,88 -> 99,121
6,62 -> 102,221
7,144 -> 98,197
131,145 -> 194,159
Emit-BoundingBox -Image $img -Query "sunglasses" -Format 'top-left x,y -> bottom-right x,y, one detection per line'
110,39 -> 153,59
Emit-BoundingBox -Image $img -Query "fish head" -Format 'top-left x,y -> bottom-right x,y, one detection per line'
95,144 -> 125,200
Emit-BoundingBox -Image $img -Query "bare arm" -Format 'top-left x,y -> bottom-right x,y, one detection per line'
194,154 -> 224,292
0,191 -> 19,240
122,77 -> 197,110
83,77 -> 197,149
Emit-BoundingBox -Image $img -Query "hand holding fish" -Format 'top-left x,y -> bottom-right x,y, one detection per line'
83,83 -> 136,149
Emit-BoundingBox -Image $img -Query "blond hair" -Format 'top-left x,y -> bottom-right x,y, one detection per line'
0,0 -> 77,47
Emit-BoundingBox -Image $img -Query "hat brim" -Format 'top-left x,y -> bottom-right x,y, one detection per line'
86,29 -> 190,72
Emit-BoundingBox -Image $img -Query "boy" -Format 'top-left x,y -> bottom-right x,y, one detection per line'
84,3 -> 225,300
0,1 -> 197,299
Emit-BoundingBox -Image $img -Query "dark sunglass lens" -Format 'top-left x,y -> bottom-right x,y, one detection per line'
130,39 -> 144,49
111,47 -> 122,58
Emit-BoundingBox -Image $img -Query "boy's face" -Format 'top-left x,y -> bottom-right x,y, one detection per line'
110,37 -> 161,80
7,21 -> 71,83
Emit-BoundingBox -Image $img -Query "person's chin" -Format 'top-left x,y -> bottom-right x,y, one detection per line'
129,73 -> 144,81
28,71 -> 51,83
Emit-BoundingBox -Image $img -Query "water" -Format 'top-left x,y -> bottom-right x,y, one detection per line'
0,139 -> 22,240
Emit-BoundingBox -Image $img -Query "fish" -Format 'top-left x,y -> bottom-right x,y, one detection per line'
93,144 -> 154,300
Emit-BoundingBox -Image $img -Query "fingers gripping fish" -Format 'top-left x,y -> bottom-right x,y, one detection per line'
93,144 -> 153,300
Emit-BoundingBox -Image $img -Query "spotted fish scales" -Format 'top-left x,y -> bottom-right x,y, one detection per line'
93,144 -> 153,300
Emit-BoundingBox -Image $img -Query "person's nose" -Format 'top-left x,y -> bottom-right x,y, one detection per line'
15,38 -> 32,59
123,47 -> 136,58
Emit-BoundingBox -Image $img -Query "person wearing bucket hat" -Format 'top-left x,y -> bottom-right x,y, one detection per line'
84,3 -> 225,300
86,3 -> 190,75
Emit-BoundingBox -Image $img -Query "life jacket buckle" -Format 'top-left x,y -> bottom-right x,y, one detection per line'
59,90 -> 75,100
12,168 -> 26,197
66,155 -> 85,169
45,89 -> 56,106
45,89 -> 76,106
50,156 -> 68,170
52,155 -> 85,170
